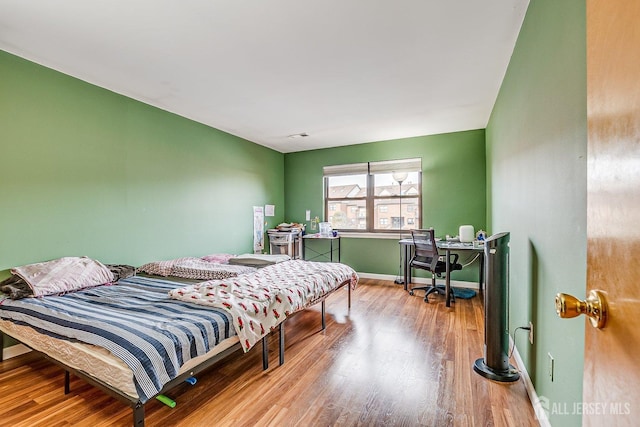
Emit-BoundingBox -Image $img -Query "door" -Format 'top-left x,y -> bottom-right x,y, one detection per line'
585,0 -> 640,425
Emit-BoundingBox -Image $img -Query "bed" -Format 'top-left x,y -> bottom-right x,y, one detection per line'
0,274 -> 241,426
169,259 -> 358,364
0,258 -> 358,426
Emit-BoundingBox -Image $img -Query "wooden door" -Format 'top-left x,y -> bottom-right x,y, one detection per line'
585,0 -> 640,425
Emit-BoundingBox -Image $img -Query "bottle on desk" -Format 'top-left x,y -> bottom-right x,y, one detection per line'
474,230 -> 486,247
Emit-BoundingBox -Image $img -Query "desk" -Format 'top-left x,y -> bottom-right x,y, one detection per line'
303,234 -> 341,262
399,239 -> 484,307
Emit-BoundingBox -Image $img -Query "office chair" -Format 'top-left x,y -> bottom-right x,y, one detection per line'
408,228 -> 462,303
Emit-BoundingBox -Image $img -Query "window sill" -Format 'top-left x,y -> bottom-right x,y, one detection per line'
333,232 -> 405,239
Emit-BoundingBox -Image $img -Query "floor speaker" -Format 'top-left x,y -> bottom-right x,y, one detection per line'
473,232 -> 520,382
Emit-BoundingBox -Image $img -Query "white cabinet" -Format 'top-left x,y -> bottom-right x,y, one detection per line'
267,230 -> 303,259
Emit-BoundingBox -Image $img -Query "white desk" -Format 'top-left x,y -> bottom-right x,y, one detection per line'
399,239 -> 484,307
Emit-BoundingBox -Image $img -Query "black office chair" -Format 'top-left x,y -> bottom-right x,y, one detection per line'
408,229 -> 462,303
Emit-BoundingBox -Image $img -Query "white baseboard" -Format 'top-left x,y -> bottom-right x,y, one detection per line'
2,343 -> 31,360
511,339 -> 551,427
356,272 -> 479,290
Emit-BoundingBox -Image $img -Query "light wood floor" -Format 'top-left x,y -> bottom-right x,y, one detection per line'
0,278 -> 538,426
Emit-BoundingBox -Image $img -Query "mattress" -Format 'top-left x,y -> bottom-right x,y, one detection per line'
0,319 -> 239,399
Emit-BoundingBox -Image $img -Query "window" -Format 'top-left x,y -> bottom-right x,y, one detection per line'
323,158 -> 422,232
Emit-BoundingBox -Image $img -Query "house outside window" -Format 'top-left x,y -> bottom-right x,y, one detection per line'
323,158 -> 422,232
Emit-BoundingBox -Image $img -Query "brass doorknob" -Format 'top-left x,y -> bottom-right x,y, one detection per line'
555,290 -> 608,329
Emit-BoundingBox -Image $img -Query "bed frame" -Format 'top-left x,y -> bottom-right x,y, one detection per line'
258,277 -> 353,370
0,278 -> 353,426
0,330 -> 242,426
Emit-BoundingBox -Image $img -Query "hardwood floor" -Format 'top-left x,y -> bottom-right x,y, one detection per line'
0,279 -> 538,426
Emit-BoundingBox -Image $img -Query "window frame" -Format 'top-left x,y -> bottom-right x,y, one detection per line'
323,159 -> 422,233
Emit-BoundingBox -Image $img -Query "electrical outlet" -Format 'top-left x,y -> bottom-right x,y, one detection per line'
528,321 -> 534,345
548,352 -> 554,382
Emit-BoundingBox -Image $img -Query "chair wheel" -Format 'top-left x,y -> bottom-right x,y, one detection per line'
409,291 -> 414,296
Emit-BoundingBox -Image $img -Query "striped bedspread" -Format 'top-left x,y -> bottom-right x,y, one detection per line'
0,276 -> 235,403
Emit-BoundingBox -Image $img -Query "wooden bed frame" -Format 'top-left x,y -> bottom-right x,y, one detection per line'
0,278 -> 352,426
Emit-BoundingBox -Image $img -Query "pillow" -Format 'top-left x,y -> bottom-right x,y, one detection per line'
201,253 -> 235,264
228,254 -> 291,267
11,256 -> 115,297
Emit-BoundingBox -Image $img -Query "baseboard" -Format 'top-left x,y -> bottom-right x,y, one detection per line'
2,343 -> 31,360
356,272 -> 479,290
511,339 -> 551,427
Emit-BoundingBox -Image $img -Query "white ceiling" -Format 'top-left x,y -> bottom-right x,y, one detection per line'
0,0 -> 529,153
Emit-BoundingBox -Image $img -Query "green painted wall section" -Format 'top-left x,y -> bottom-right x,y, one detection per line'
486,1 -> 587,426
0,50 -> 285,272
284,129 -> 486,281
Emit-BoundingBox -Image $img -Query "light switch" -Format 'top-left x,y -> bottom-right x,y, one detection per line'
306,210 -> 311,221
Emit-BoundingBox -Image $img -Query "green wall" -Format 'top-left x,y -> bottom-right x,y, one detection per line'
0,50 -> 285,272
284,129 -> 486,281
486,1 -> 587,425
0,5 -> 590,421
